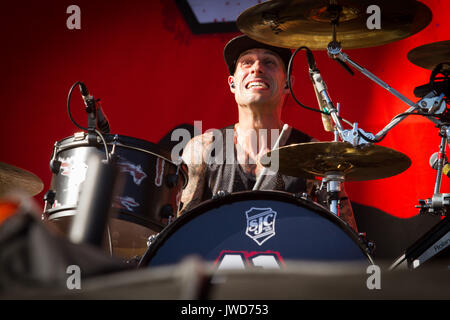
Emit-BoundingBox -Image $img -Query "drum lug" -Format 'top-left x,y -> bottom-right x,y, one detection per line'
293,192 -> 310,201
42,190 -> 56,219
359,232 -> 376,255
212,190 -> 230,199
147,234 -> 159,247
49,142 -> 61,174
73,131 -> 86,141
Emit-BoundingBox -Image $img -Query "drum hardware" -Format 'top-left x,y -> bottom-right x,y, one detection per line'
417,124 -> 450,216
293,192 -> 311,202
0,162 -> 44,197
212,190 -> 230,200
322,172 -> 344,216
42,189 -> 56,216
49,142 -> 62,174
358,232 -> 376,256
147,234 -> 158,248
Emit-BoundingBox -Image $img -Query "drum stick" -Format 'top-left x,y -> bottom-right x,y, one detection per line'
253,124 -> 289,191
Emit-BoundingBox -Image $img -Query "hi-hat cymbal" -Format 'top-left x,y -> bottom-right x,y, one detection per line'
237,0 -> 432,50
0,162 -> 44,196
261,142 -> 411,181
407,40 -> 450,71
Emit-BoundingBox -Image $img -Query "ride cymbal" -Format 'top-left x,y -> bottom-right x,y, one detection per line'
261,142 -> 411,181
0,162 -> 44,196
407,40 -> 450,71
237,0 -> 432,50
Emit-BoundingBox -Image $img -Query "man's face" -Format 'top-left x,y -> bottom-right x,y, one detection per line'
229,48 -> 289,108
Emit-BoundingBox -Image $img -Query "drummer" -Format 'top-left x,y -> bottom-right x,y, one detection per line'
179,34 -> 358,232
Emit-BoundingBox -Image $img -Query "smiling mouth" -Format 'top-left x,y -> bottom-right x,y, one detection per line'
245,81 -> 269,89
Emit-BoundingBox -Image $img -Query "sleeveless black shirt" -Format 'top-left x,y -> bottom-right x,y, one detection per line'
200,125 -> 313,202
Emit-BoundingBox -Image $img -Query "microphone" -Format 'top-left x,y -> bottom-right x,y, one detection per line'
78,82 -> 110,134
79,82 -> 96,114
306,49 -> 334,132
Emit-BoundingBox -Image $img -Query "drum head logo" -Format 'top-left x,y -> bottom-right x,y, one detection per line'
245,207 -> 277,246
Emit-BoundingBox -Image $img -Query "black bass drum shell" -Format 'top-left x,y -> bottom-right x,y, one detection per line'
139,191 -> 373,268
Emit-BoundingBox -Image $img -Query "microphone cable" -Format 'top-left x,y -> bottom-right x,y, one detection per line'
287,46 -> 355,128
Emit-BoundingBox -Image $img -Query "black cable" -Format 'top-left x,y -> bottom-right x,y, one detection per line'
287,46 -> 356,129
67,81 -> 89,131
358,111 -> 443,144
287,46 -> 331,115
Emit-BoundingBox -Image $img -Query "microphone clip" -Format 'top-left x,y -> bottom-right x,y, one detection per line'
340,123 -> 375,146
417,91 -> 446,115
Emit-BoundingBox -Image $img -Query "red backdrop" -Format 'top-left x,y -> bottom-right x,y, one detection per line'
0,0 -> 448,218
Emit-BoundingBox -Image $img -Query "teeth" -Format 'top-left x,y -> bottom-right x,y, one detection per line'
247,81 -> 268,89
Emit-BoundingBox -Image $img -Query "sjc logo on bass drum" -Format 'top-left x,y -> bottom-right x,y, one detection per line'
245,207 -> 277,246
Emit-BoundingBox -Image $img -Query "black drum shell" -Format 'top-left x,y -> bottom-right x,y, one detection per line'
140,191 -> 373,268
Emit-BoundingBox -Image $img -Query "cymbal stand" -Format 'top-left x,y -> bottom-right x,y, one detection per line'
323,172 -> 345,216
319,101 -> 345,216
417,123 -> 450,216
327,41 -> 444,146
327,40 -> 450,215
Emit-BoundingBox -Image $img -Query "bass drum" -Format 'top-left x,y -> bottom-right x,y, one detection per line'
139,191 -> 374,269
43,132 -> 187,261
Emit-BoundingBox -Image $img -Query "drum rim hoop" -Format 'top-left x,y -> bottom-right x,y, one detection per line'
53,133 -> 188,185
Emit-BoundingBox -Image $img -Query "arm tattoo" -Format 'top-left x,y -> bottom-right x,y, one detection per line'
178,133 -> 213,216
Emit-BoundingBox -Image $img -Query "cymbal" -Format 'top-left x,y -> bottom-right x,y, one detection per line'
237,0 -> 432,50
261,142 -> 411,181
407,40 -> 450,71
0,162 -> 44,196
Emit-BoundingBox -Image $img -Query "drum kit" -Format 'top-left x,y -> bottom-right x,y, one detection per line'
1,0 -> 448,272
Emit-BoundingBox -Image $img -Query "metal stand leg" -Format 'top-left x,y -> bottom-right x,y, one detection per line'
323,172 -> 345,216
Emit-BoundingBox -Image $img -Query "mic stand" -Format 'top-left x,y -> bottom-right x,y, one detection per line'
85,97 -> 99,145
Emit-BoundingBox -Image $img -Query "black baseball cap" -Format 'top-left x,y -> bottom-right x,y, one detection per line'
224,35 -> 292,75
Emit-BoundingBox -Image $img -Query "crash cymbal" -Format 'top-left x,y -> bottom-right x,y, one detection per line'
261,142 -> 411,181
407,40 -> 450,71
0,162 -> 44,196
237,0 -> 432,50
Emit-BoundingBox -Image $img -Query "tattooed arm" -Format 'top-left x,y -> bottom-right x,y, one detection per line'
178,132 -> 213,216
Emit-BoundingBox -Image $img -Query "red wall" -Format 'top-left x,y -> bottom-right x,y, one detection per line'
0,0 -> 448,218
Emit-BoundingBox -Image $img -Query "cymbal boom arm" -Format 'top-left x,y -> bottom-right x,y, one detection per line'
328,47 -> 442,145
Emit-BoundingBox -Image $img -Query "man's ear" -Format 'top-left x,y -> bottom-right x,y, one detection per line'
285,75 -> 294,93
228,75 -> 235,93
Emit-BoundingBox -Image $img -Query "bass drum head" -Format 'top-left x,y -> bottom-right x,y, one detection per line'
140,191 -> 373,269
